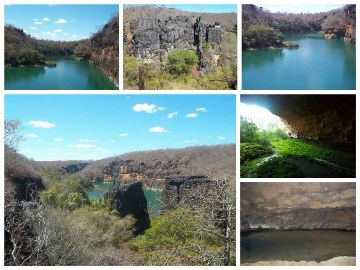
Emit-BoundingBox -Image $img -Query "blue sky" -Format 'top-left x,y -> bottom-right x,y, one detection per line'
5,95 -> 236,161
260,4 -> 344,14
5,4 -> 118,41
126,4 -> 237,13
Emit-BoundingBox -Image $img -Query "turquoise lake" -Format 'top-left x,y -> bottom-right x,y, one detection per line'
242,33 -> 356,90
5,56 -> 117,90
87,183 -> 163,216
241,230 -> 356,263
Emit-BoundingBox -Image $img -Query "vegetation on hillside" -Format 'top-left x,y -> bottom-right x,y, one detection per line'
242,4 -> 356,49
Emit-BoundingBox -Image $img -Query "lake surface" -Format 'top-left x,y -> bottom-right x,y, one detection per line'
87,183 -> 163,216
5,56 -> 117,90
242,33 -> 356,90
241,230 -> 356,263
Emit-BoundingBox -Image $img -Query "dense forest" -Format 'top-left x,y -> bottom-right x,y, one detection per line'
5,120 -> 235,266
124,5 -> 237,90
242,4 -> 356,49
5,15 -> 119,86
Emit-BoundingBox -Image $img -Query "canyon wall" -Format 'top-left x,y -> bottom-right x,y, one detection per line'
89,16 -> 119,86
241,183 -> 356,231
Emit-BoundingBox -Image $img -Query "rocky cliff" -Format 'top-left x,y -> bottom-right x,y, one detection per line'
89,16 -> 119,86
79,144 -> 235,188
124,14 -> 222,71
104,181 -> 150,234
241,95 -> 355,145
241,183 -> 356,231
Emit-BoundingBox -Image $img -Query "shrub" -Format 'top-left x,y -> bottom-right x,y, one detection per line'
243,23 -> 284,49
166,49 -> 199,75
124,55 -> 139,86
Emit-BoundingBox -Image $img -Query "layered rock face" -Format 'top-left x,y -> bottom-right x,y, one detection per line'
105,181 -> 150,234
241,95 -> 355,145
125,15 -> 222,70
89,16 -> 119,86
162,176 -> 210,211
241,183 -> 356,231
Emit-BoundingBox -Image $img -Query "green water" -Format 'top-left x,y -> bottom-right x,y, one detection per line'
86,183 -> 163,216
242,33 -> 356,90
5,56 -> 117,90
241,230 -> 356,263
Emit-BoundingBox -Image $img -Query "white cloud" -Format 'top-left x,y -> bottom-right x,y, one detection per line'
167,112 -> 178,119
196,107 -> 207,112
79,139 -> 96,142
157,106 -> 165,111
55,18 -> 67,24
54,29 -> 62,33
69,144 -> 96,149
34,21 -> 43,25
42,17 -> 50,21
30,26 -> 38,30
28,120 -> 55,128
63,32 -> 69,36
33,19 -> 38,21
118,133 -> 128,137
54,137 -> 64,142
185,113 -> 197,118
110,140 -> 116,143
149,126 -> 167,133
43,32 -> 52,35
71,34 -> 77,38
26,133 -> 38,138
217,136 -> 225,140
133,103 -> 159,113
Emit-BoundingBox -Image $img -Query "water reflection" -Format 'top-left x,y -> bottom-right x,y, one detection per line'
5,66 -> 45,82
243,49 -> 284,69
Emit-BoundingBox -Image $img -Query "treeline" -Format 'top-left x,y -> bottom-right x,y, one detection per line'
5,25 -> 80,66
242,4 -> 356,49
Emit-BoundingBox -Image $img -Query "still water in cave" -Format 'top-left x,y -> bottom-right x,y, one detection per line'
241,230 -> 356,263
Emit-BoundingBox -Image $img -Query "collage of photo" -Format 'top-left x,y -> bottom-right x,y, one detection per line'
2,3 -> 357,267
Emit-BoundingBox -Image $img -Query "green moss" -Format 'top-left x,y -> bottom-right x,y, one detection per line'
240,142 -> 273,164
255,157 -> 304,178
271,139 -> 355,170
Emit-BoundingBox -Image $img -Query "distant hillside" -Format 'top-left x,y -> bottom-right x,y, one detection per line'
125,5 -> 237,32
242,4 -> 356,49
36,144 -> 235,188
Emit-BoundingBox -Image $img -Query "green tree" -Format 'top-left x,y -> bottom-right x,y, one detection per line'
166,49 -> 199,75
240,118 -> 259,142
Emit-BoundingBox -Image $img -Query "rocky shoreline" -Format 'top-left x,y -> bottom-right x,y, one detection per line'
242,256 -> 355,266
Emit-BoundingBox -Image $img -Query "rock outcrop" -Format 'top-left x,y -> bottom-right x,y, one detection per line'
241,183 -> 356,231
125,15 -> 222,71
104,181 -> 150,234
162,175 -> 210,211
241,95 -> 356,145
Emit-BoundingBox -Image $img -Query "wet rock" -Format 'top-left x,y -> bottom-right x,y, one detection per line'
241,183 -> 356,231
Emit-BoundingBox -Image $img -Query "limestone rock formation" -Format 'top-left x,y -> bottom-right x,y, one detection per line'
241,183 -> 356,231
162,175 -> 210,210
241,95 -> 355,145
104,181 -> 150,234
125,14 -> 222,71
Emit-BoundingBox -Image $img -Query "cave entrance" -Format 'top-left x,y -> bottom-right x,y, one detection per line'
240,103 -> 288,133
